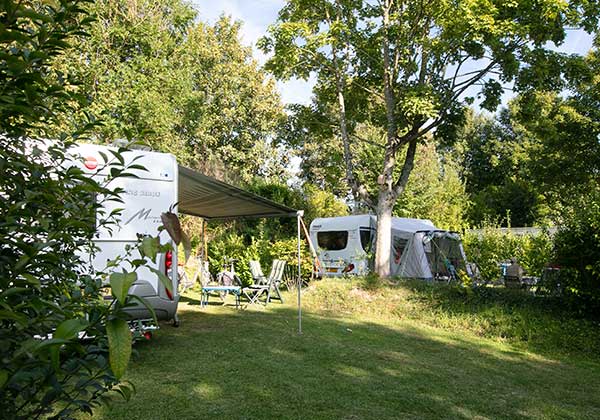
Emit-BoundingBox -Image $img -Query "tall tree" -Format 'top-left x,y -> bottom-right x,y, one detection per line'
51,0 -> 286,183
261,0 -> 598,276
514,45 -> 600,202
450,109 -> 548,227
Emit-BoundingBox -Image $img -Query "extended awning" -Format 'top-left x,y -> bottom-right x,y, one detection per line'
178,165 -> 297,220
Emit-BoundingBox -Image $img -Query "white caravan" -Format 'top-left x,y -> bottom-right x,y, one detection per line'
310,214 -> 470,280
68,143 -> 180,326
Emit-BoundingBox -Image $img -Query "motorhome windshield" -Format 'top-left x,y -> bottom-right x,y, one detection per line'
317,231 -> 348,250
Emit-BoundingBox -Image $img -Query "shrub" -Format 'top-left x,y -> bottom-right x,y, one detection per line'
553,191 -> 600,311
207,233 -> 262,286
267,238 -> 313,282
1,143 -> 173,419
207,234 -> 313,287
462,226 -> 553,281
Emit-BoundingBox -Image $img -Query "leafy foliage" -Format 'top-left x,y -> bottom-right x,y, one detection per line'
462,227 -> 553,281
0,2 -> 168,418
51,0 -> 286,183
553,189 -> 600,311
206,234 -> 312,287
449,109 -> 549,227
394,143 -> 470,231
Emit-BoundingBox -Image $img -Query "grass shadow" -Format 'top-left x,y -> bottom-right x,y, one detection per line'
87,295 -> 600,420
365,279 -> 600,359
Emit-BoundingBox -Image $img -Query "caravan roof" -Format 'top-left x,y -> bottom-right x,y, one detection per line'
310,214 -> 375,231
391,217 -> 436,233
310,214 -> 436,233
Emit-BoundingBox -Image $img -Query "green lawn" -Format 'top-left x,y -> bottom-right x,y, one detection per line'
87,281 -> 600,419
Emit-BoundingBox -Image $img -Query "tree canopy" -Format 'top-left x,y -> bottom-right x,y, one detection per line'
261,0 -> 599,275
52,0 -> 286,183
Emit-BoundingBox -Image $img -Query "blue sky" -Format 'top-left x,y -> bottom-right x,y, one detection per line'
193,0 -> 595,108
193,0 -> 314,105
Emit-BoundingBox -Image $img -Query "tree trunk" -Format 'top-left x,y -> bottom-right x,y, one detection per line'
373,137 -> 419,278
374,189 -> 395,278
374,0 -> 397,278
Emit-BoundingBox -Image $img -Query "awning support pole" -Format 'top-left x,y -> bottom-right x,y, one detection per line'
297,210 -> 304,335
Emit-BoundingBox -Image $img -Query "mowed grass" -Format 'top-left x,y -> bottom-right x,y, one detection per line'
86,280 -> 600,420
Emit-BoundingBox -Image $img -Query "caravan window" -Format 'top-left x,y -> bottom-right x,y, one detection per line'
359,228 -> 374,252
317,231 -> 348,250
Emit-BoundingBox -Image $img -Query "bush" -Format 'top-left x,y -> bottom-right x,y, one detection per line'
462,226 -> 553,281
553,191 -> 600,311
207,233 -> 261,286
207,234 -> 313,287
267,238 -> 313,282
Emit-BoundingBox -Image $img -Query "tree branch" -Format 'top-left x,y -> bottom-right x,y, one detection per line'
392,138 -> 418,196
325,2 -> 374,209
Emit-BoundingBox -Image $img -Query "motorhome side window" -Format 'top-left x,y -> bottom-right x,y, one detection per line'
317,231 -> 348,250
359,228 -> 374,252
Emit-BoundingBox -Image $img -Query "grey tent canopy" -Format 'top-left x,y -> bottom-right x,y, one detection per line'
178,165 -> 296,220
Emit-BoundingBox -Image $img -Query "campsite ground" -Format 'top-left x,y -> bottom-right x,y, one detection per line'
86,280 -> 600,420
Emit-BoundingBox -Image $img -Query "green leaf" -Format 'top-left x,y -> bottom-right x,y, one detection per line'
49,318 -> 88,370
20,273 -> 41,286
0,310 -> 28,325
0,287 -> 29,299
128,295 -> 157,325
109,149 -> 125,165
54,318 -> 87,340
106,319 -> 132,380
149,267 -> 172,293
140,236 -> 160,261
114,382 -> 134,401
110,272 -> 138,304
0,370 -> 9,388
34,338 -> 71,351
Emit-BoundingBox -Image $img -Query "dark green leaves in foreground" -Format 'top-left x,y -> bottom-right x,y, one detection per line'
110,272 -> 138,305
107,320 -> 132,380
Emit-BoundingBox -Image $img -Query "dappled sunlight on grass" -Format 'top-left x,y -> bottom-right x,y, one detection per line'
193,383 -> 222,400
84,282 -> 600,420
334,365 -> 373,381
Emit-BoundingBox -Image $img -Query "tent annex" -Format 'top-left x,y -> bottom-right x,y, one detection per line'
391,219 -> 469,280
310,215 -> 469,280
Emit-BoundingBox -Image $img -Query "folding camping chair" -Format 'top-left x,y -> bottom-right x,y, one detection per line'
178,257 -> 212,293
243,259 -> 285,305
177,264 -> 194,293
248,260 -> 267,285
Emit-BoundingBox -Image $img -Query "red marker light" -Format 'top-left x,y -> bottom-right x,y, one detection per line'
84,156 -> 98,170
342,263 -> 355,273
164,250 -> 174,300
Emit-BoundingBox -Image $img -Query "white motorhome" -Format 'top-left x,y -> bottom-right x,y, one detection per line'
68,143 -> 180,326
310,214 -> 470,280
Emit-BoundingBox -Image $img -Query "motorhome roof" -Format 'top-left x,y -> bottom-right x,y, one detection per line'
310,214 -> 436,233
